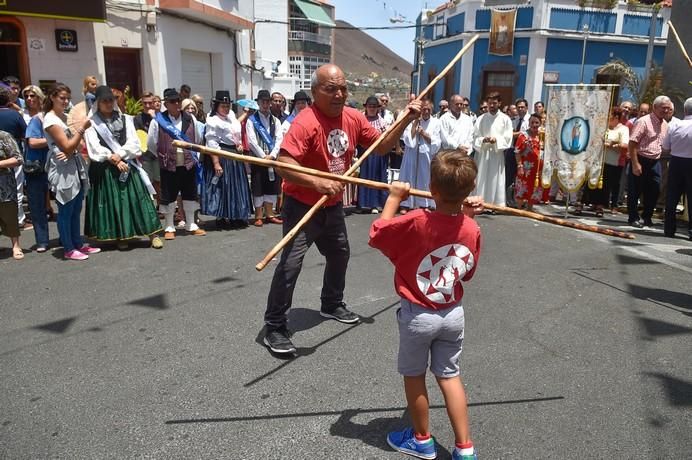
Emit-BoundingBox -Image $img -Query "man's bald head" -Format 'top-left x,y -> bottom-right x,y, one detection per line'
311,64 -> 348,118
450,94 -> 464,117
311,64 -> 344,90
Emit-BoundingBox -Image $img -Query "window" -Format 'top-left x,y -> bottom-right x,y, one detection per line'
434,15 -> 446,39
289,55 -> 329,89
486,72 -> 514,87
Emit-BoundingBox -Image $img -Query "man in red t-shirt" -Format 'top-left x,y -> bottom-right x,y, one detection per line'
263,64 -> 421,354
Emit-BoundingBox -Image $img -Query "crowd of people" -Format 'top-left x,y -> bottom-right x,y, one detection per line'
0,70 -> 690,262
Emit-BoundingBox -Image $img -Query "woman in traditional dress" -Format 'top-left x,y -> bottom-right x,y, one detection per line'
43,83 -> 100,260
398,98 -> 441,212
201,90 -> 252,229
357,95 -> 388,213
84,86 -> 163,250
514,113 -> 543,211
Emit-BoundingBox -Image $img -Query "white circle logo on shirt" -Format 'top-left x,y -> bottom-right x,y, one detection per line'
327,129 -> 349,158
416,244 -> 474,304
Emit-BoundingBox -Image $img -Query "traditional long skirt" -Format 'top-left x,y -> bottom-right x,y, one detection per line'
357,153 -> 388,209
85,161 -> 161,241
200,145 -> 253,220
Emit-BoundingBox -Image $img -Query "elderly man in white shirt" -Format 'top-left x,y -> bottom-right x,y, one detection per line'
662,97 -> 692,240
439,94 -> 474,154
472,91 -> 514,207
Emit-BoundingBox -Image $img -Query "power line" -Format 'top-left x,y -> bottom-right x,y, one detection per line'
256,19 -> 419,30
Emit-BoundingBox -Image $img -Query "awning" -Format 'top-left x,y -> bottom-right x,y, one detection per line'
293,0 -> 335,27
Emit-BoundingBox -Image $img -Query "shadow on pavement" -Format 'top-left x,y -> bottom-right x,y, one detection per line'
645,372 -> 692,407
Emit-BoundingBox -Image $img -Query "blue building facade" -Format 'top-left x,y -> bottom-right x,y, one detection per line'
413,0 -> 670,110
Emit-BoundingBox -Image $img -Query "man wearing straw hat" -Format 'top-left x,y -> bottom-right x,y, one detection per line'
262,63 -> 421,355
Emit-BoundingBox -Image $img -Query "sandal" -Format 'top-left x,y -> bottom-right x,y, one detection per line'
595,207 -> 604,218
573,203 -> 583,216
12,248 -> 24,260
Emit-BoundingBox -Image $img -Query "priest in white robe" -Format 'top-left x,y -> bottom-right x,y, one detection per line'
399,99 -> 441,210
473,92 -> 513,207
439,94 -> 474,154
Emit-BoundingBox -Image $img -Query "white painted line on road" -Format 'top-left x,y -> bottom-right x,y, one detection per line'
617,246 -> 692,275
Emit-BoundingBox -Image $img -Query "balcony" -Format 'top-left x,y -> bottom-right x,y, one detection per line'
289,30 -> 332,46
288,30 -> 331,55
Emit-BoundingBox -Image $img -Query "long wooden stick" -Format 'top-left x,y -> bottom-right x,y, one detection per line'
176,140 -> 636,240
667,21 -> 692,69
255,34 -> 480,271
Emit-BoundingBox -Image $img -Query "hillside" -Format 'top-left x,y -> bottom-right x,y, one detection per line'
333,20 -> 413,110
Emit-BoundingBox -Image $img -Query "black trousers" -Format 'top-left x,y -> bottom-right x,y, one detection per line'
627,156 -> 661,224
664,156 -> 692,236
264,196 -> 350,328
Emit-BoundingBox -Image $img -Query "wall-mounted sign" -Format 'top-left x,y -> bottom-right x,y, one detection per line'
543,71 -> 560,83
55,29 -> 78,52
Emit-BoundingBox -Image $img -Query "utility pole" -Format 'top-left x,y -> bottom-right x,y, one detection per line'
643,6 -> 657,84
579,24 -> 590,84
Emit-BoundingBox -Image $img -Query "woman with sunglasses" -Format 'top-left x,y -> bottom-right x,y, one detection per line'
22,85 -> 53,251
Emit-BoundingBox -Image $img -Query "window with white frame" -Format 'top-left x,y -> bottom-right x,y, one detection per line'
289,55 -> 330,89
434,15 -> 445,39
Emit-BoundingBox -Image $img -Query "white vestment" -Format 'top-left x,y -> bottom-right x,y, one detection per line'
439,111 -> 474,152
472,111 -> 513,206
399,117 -> 441,209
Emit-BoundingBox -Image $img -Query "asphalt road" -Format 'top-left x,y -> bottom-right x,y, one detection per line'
1,205 -> 691,459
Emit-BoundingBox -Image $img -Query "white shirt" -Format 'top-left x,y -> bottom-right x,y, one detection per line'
473,111 -> 514,153
205,113 -> 242,149
662,115 -> 692,159
439,111 -> 474,151
245,111 -> 283,159
85,113 -> 141,163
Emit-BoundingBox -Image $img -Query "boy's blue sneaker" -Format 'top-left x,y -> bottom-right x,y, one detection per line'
386,427 -> 437,459
452,447 -> 478,460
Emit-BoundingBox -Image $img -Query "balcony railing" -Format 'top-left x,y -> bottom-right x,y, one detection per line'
289,30 -> 332,46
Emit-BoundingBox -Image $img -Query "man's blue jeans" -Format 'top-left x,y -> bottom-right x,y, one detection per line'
25,173 -> 50,247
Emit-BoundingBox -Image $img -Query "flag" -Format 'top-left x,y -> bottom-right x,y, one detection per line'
542,85 -> 615,192
489,9 -> 516,56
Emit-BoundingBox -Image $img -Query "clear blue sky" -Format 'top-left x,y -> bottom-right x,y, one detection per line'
329,0 -> 433,64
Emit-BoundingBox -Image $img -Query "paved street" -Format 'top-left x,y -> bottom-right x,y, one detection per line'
1,207 -> 691,459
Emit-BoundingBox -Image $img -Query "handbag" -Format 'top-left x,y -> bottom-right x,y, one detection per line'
23,159 -> 45,175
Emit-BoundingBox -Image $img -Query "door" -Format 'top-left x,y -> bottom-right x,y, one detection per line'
482,71 -> 514,106
104,47 -> 141,97
181,50 -> 212,104
0,18 -> 30,86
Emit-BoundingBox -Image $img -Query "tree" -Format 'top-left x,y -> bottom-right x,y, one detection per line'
597,58 -> 685,106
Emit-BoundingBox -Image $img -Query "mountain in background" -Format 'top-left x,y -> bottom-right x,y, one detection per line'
333,19 -> 413,110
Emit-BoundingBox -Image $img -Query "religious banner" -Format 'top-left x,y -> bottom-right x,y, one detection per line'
489,9 -> 516,56
542,85 -> 616,192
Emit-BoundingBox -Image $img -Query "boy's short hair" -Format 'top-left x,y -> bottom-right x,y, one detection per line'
430,149 -> 477,203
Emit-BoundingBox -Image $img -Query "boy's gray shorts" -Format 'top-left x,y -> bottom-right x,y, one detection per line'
397,299 -> 465,378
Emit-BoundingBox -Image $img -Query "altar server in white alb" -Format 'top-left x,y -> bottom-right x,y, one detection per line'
472,91 -> 513,207
439,94 -> 474,155
399,98 -> 441,211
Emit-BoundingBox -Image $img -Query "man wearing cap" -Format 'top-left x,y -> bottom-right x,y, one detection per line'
246,89 -> 284,226
261,63 -> 421,355
146,87 -> 206,240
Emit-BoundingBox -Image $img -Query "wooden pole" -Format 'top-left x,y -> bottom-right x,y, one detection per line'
177,140 -> 636,241
667,21 -> 692,69
255,34 -> 480,271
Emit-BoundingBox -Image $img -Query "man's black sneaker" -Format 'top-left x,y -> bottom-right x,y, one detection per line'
320,303 -> 360,324
642,219 -> 655,227
263,326 -> 296,354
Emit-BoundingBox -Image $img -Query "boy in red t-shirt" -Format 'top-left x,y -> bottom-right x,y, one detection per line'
369,150 -> 482,460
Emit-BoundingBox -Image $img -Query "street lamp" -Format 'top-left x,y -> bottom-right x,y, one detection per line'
579,24 -> 590,84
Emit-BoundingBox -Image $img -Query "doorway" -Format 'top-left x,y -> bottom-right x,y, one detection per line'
482,71 -> 514,106
0,18 -> 30,86
104,47 -> 141,98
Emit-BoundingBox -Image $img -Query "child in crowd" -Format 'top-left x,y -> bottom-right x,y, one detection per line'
369,150 -> 482,460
